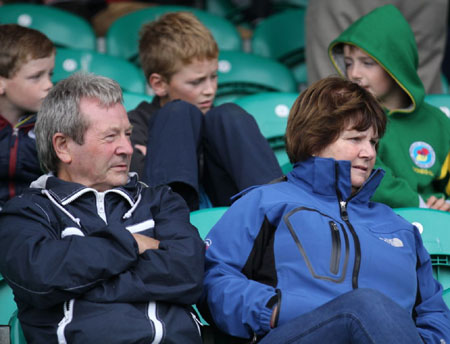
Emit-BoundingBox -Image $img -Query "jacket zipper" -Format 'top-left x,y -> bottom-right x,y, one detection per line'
329,221 -> 341,275
338,200 -> 361,289
333,162 -> 377,290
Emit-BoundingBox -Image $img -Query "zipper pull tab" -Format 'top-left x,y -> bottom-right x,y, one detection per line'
339,201 -> 348,221
330,221 -> 339,231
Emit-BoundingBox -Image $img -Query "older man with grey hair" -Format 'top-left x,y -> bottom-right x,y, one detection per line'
0,73 -> 204,343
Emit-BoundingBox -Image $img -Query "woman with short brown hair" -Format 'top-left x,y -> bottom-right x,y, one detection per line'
202,76 -> 450,343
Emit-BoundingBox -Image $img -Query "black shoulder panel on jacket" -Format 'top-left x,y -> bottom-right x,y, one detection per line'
241,215 -> 278,287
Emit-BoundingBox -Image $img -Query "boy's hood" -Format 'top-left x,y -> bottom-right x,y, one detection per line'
328,4 -> 425,114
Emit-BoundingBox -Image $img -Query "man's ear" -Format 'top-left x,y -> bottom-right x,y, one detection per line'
149,73 -> 168,97
53,133 -> 72,164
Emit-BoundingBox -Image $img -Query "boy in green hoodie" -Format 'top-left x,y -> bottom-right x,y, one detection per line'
329,4 -> 450,211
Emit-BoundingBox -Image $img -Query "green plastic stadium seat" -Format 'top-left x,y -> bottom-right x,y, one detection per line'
106,6 -> 242,64
0,4 -> 96,50
393,207 -> 450,307
190,206 -> 229,328
53,48 -> 147,94
0,277 -> 17,326
280,158 -> 293,175
190,207 -> 229,240
251,9 -> 306,86
204,0 -> 246,25
233,92 -> 298,146
424,94 -> 450,119
274,148 -> 291,172
215,51 -> 297,105
9,311 -> 26,344
122,91 -> 153,112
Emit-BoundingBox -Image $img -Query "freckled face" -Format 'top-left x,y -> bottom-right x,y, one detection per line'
159,58 -> 218,114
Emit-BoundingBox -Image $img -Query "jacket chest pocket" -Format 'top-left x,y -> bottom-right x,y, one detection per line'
283,207 -> 349,283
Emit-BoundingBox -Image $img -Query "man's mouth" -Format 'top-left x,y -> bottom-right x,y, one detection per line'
112,162 -> 129,170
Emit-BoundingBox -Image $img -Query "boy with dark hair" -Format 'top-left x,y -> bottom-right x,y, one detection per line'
0,24 -> 55,209
129,11 -> 282,211
329,4 -> 450,211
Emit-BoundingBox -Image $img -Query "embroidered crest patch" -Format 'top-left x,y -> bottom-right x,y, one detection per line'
409,141 -> 435,169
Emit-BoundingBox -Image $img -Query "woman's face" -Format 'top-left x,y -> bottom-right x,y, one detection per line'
316,125 -> 379,192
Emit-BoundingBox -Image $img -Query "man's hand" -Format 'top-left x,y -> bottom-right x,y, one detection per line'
132,234 -> 160,254
426,196 -> 450,212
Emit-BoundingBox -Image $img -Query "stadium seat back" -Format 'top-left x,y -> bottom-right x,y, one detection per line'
54,48 -> 147,94
215,51 -> 297,105
233,92 -> 298,144
251,9 -> 306,85
122,91 -> 153,112
0,4 -> 96,50
0,277 -> 16,326
106,6 -> 242,63
393,207 -> 450,307
190,207 -> 229,240
9,311 -> 26,344
424,94 -> 450,119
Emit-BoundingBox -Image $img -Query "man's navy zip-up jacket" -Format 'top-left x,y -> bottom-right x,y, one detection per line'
0,173 -> 205,343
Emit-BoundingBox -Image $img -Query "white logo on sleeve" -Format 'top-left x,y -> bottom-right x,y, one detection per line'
379,237 -> 404,247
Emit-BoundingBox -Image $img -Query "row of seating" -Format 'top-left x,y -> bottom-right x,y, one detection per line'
51,47 -> 300,104
0,3 -> 308,89
205,0 -> 308,25
47,46 -> 450,112
7,3 -> 450,97
119,91 -> 450,174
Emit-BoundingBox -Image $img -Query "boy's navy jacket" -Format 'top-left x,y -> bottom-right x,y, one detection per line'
0,114 -> 40,208
0,173 -> 204,343
203,157 -> 450,342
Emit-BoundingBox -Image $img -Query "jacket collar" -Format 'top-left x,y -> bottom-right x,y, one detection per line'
0,113 -> 36,130
30,172 -> 142,206
288,157 -> 384,203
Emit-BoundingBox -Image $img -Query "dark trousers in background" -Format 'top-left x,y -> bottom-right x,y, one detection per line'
143,100 -> 282,210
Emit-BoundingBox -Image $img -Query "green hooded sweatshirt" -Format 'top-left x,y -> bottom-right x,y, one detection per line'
328,4 -> 450,208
